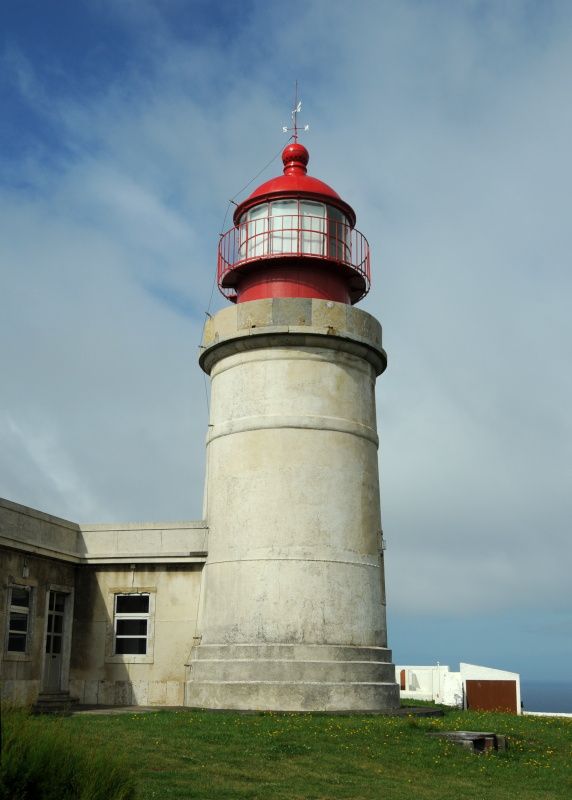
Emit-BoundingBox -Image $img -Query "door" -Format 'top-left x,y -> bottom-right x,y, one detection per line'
43,591 -> 67,691
465,680 -> 518,713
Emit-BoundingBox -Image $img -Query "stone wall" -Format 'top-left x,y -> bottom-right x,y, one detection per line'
0,498 -> 78,705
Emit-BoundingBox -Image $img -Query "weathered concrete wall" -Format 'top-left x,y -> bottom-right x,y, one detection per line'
1,549 -> 76,706
1,498 -> 207,707
78,521 -> 208,563
189,298 -> 398,711
0,498 -> 79,561
69,564 -> 203,706
202,350 -> 385,646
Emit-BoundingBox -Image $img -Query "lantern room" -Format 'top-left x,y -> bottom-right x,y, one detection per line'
217,142 -> 371,305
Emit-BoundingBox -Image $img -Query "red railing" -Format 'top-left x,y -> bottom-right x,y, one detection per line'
217,214 -> 370,302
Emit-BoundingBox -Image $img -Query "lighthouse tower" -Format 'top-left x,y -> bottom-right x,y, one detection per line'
187,129 -> 399,711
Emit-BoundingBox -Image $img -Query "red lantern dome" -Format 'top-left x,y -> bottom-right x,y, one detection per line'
217,142 -> 370,305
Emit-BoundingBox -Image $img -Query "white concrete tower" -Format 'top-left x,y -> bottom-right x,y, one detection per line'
186,133 -> 399,711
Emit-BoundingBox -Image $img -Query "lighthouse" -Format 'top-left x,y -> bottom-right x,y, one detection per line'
186,122 -> 399,711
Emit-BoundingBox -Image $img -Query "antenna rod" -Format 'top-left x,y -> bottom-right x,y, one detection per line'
293,80 -> 299,142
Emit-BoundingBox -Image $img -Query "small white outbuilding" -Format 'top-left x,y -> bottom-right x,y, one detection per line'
396,662 -> 521,713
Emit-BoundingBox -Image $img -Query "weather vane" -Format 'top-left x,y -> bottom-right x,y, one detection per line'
282,81 -> 309,142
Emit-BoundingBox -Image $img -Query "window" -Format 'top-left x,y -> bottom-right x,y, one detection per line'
270,200 -> 298,254
114,594 -> 150,655
106,589 -> 155,664
238,200 -> 350,262
300,200 -> 326,255
239,202 -> 269,259
327,205 -> 350,261
45,590 -> 65,657
7,586 -> 31,653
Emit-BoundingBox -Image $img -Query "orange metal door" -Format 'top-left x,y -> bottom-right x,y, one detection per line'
465,680 -> 517,713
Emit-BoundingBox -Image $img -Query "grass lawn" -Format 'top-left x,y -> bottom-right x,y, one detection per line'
11,706 -> 572,799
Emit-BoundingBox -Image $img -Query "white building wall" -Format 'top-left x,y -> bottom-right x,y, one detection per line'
396,665 -> 452,704
397,662 -> 521,712
460,662 -> 521,713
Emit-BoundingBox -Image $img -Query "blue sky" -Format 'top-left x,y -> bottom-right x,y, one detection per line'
1,0 -> 571,685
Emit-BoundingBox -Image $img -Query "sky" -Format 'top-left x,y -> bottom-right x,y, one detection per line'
1,0 -> 571,685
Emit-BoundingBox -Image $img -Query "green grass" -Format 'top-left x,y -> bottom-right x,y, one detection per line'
3,706 -> 572,799
0,709 -> 135,800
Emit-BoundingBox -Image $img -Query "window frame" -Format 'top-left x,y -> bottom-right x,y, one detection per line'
4,584 -> 34,661
114,593 -> 150,655
106,588 -> 155,664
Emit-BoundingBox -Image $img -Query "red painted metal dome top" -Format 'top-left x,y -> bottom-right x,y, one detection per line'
233,143 -> 356,227
218,140 -> 370,306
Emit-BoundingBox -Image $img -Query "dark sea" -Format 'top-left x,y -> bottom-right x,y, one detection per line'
521,681 -> 572,713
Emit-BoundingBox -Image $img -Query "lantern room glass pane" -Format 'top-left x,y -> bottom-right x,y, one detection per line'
327,206 -> 350,261
237,200 -> 350,263
239,204 -> 269,260
300,201 -> 326,255
270,201 -> 298,254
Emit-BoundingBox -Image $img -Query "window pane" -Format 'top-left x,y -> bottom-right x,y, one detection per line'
270,200 -> 297,217
245,203 -> 269,222
300,201 -> 325,255
270,214 -> 297,254
239,203 -> 269,260
45,635 -> 52,653
8,634 -> 27,652
249,216 -> 269,258
11,588 -> 30,608
51,636 -> 62,655
9,612 -> 28,633
300,200 -> 325,218
53,615 -> 63,634
327,205 -> 349,260
268,202 -> 297,255
117,619 -> 148,636
53,593 -> 66,613
116,595 -> 149,614
328,219 -> 347,260
115,637 -> 147,655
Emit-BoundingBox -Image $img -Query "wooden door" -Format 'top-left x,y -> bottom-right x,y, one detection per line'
43,591 -> 67,691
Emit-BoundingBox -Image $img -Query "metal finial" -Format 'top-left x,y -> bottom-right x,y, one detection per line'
282,81 -> 310,142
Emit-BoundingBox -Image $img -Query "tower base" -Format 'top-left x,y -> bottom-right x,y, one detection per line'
185,644 -> 399,712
